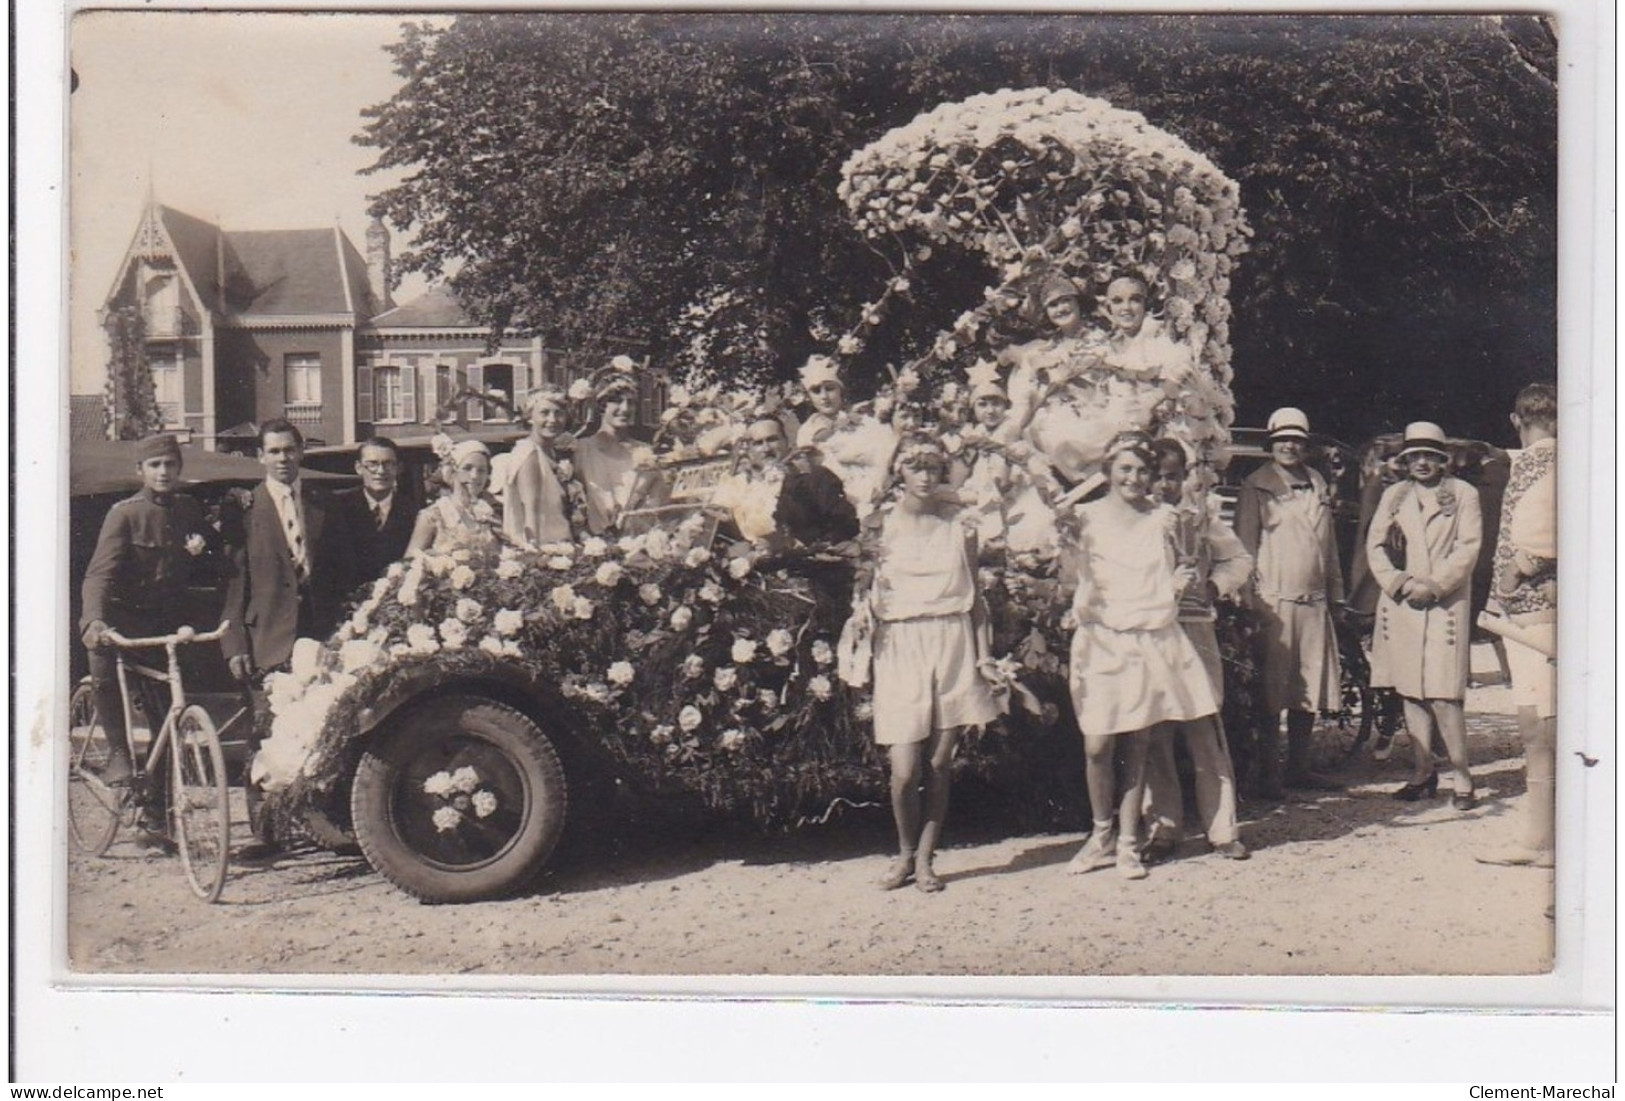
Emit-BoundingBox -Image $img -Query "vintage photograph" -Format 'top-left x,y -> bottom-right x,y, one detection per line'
57,8 -> 1576,985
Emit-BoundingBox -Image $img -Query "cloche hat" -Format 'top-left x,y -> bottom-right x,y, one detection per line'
1266,407 -> 1311,442
1397,421 -> 1451,461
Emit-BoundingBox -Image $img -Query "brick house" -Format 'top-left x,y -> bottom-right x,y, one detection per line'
92,201 -> 662,449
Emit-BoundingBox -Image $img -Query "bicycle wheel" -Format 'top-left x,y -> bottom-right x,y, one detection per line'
170,705 -> 230,902
68,681 -> 124,855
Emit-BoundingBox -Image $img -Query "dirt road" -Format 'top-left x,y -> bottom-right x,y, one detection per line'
67,698 -> 1554,979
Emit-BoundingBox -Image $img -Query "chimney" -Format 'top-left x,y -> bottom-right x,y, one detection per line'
365,217 -> 393,314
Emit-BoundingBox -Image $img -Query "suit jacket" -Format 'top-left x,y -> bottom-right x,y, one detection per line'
334,486 -> 415,585
222,481 -> 355,670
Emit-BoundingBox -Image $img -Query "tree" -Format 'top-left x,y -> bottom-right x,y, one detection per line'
101,304 -> 161,440
358,12 -> 1556,442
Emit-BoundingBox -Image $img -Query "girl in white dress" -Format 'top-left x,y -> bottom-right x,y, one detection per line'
406,439 -> 500,556
855,434 -> 1000,893
1066,431 -> 1216,880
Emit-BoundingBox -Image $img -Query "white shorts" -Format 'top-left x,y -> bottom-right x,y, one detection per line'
871,614 -> 998,746
1504,627 -> 1556,719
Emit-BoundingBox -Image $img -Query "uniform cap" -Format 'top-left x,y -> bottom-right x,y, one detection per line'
135,434 -> 182,463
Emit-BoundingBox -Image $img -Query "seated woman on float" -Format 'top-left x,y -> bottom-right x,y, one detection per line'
794,354 -> 897,520
574,358 -> 665,535
998,271 -> 1196,487
952,360 -> 1060,554
406,438 -> 502,556
490,386 -> 588,547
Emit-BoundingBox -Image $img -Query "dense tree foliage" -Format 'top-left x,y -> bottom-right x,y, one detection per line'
358,13 -> 1555,443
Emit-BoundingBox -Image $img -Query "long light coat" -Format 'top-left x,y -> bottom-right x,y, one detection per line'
1366,476 -> 1483,700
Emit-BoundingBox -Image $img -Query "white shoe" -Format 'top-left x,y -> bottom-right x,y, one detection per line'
1067,828 -> 1116,874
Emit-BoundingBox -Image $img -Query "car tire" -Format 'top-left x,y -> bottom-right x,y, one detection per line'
351,696 -> 568,904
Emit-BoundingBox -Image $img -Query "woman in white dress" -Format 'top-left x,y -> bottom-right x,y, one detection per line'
1366,421 -> 1483,809
494,387 -> 582,546
406,439 -> 501,556
855,433 -> 1000,893
1065,431 -> 1217,880
575,368 -> 657,535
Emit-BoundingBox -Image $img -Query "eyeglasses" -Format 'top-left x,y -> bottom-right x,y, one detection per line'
359,460 -> 398,472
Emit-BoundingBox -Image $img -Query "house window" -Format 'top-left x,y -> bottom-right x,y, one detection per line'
144,274 -> 181,338
372,364 -> 417,423
284,352 -> 323,431
434,365 -> 454,421
150,359 -> 182,427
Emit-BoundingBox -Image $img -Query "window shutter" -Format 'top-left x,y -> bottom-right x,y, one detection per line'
356,364 -> 373,424
401,364 -> 417,422
466,364 -> 485,421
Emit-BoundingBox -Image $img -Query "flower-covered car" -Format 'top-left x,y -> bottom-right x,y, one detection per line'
256,519 -> 1079,904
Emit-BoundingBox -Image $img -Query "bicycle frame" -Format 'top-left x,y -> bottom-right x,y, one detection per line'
112,649 -> 186,798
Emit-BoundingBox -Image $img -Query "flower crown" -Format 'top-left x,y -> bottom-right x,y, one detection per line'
892,434 -> 950,473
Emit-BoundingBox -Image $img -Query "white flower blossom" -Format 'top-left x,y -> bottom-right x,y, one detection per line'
594,561 -> 624,588
808,674 -> 834,702
758,689 -> 779,711
572,596 -> 595,621
681,653 -> 706,679
731,638 -> 759,664
494,608 -> 524,636
479,635 -> 505,655
713,666 -> 739,692
678,705 -> 704,733
671,605 -> 695,631
185,533 -> 206,556
455,598 -> 484,624
423,770 -> 454,797
585,682 -> 611,704
438,619 -> 468,650
549,585 -> 578,614
811,639 -> 835,666
432,806 -> 462,833
718,728 -> 748,752
568,379 -> 594,402
649,724 -> 675,746
684,547 -> 712,569
406,623 -> 439,654
765,629 -> 795,658
607,661 -> 636,687
638,583 -> 663,606
471,790 -> 498,818
496,557 -> 524,580
699,580 -> 725,604
727,557 -> 753,580
581,536 -> 610,558
450,565 -> 477,590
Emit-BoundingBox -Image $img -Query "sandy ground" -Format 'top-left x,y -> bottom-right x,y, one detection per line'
66,688 -> 1560,980
65,684 -> 1557,980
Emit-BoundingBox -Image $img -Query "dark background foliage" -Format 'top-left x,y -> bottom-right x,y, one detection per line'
358,12 -> 1556,448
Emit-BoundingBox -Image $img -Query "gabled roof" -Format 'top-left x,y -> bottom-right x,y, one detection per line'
370,284 -> 474,328
108,203 -> 378,323
220,226 -> 376,318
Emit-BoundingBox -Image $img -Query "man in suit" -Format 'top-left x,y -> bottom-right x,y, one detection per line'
333,435 -> 414,584
222,419 -> 355,854
222,419 -> 356,680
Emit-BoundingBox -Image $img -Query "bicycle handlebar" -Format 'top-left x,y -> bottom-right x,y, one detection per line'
102,621 -> 231,650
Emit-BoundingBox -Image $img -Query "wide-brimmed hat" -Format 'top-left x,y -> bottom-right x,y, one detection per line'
1266,407 -> 1311,442
1397,421 -> 1451,460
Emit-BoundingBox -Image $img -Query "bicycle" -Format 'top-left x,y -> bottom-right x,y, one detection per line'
67,622 -> 233,902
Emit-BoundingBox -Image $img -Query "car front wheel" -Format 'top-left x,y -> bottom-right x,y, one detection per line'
351,696 -> 567,903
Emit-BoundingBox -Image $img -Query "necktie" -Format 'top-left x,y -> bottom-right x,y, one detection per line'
373,502 -> 386,531
280,489 -> 309,583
